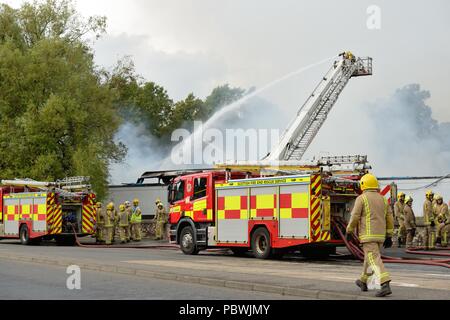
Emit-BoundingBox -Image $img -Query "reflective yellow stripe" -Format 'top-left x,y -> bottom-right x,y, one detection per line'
360,234 -> 385,240
362,195 -> 371,237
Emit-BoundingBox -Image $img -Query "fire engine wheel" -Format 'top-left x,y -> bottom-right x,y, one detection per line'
19,225 -> 30,245
180,226 -> 199,255
251,227 -> 272,259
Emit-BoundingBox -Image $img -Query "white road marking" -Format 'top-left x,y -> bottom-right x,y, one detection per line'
391,282 -> 420,288
425,274 -> 450,278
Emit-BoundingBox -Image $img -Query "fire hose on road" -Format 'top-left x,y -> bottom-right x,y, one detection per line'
333,218 -> 450,269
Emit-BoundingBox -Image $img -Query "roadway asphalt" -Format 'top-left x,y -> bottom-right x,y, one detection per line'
0,238 -> 449,300
0,259 -> 292,300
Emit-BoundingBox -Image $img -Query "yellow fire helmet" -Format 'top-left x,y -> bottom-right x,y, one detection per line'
426,190 -> 434,198
435,194 -> 443,201
133,198 -> 140,205
405,196 -> 413,204
360,173 -> 379,191
119,204 -> 126,211
398,192 -> 405,199
155,198 -> 161,205
96,202 -> 102,208
107,202 -> 115,210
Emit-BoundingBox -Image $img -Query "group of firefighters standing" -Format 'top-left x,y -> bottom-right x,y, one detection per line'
94,198 -> 168,245
394,190 -> 450,249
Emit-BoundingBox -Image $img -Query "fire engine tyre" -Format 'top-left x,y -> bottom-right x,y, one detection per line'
19,225 -> 30,245
180,226 -> 199,255
251,227 -> 272,259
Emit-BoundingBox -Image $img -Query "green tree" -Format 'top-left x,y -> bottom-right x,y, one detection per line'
171,93 -> 205,128
203,84 -> 245,119
0,0 -> 123,199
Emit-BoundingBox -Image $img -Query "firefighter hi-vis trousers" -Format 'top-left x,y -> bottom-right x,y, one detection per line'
442,224 -> 450,247
130,223 -> 141,241
360,242 -> 391,285
423,226 -> 436,249
119,225 -> 130,242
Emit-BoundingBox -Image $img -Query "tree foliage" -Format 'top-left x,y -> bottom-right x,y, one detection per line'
0,0 -> 247,199
0,0 -> 123,199
110,62 -> 246,140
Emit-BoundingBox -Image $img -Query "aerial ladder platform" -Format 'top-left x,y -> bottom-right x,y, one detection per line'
217,52 -> 373,174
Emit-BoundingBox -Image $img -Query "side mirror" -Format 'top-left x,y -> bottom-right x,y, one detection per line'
168,185 -> 175,205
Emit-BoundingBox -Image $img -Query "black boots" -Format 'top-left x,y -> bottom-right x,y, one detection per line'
356,280 -> 393,297
355,280 -> 368,292
376,281 -> 393,297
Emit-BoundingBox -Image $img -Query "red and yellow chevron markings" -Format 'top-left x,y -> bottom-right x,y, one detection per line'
82,195 -> 95,234
309,174 -> 322,242
47,193 -> 62,234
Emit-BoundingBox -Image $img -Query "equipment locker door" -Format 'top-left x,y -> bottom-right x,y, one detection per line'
279,184 -> 310,239
216,187 -> 249,244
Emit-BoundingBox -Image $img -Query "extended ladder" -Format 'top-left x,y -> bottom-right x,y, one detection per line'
266,53 -> 372,161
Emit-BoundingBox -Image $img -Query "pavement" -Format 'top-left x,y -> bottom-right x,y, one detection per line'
0,237 -> 449,300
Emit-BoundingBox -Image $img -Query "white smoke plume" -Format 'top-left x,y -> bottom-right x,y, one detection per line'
109,122 -> 168,184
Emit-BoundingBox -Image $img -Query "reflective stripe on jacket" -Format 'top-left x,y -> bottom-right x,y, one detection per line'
347,190 -> 394,243
96,208 -> 104,225
394,201 -> 404,222
423,199 -> 434,226
119,210 -> 129,227
130,206 -> 142,224
435,203 -> 449,224
404,204 -> 416,230
104,209 -> 115,227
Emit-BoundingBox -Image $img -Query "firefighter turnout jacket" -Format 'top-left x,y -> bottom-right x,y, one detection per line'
394,201 -> 405,224
404,204 -> 416,230
423,198 -> 434,226
347,190 -> 394,243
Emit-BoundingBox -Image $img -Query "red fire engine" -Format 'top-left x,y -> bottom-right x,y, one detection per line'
169,53 -> 382,258
0,177 -> 96,245
168,157 -> 385,258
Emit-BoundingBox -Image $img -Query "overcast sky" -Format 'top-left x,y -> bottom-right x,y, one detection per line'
5,0 -> 448,119
77,0 -> 450,120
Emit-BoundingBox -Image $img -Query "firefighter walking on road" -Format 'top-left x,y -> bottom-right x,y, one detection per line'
118,204 -> 130,243
130,198 -> 142,241
95,202 -> 105,244
153,199 -> 168,240
404,196 -> 416,248
104,202 -> 115,245
394,192 -> 406,247
423,190 -> 436,250
346,174 -> 394,297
